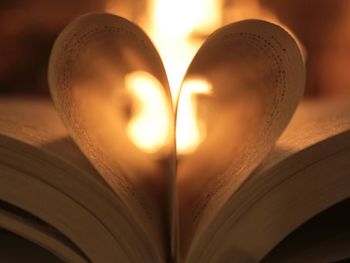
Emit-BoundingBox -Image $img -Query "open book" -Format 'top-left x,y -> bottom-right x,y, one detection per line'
1,13 -> 350,263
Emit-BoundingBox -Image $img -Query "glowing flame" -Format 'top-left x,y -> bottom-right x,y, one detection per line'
104,0 -> 291,154
176,78 -> 212,154
148,0 -> 221,102
125,71 -> 171,153
105,0 -> 222,154
147,0 -> 220,154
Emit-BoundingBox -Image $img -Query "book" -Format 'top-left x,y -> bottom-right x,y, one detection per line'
263,198 -> 350,262
0,13 -> 349,263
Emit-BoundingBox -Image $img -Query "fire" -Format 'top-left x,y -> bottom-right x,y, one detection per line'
148,0 -> 221,102
146,0 -> 220,154
176,78 -> 212,154
125,72 -> 212,155
104,0 -> 291,154
105,0 -> 222,154
125,71 -> 172,153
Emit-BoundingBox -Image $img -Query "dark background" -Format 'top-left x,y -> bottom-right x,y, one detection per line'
0,0 -> 349,97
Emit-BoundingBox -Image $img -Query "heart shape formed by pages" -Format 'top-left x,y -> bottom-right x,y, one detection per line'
49,13 -> 305,259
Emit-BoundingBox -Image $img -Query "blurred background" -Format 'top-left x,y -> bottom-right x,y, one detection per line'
0,0 -> 349,98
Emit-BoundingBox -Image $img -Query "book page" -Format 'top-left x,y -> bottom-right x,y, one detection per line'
49,13 -> 176,260
176,20 -> 305,258
262,198 -> 350,263
0,228 -> 64,263
259,98 -> 350,172
186,98 -> 350,262
0,200 -> 87,263
0,97 -> 96,176
0,97 -> 167,263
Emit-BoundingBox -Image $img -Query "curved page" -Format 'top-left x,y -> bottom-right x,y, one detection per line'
49,13 -> 175,259
176,20 -> 305,257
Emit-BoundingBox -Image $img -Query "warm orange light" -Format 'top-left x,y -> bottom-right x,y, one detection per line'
125,71 -> 172,153
224,0 -> 276,22
105,0 -> 222,154
147,0 -> 220,154
148,0 -> 221,103
176,78 -> 212,154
